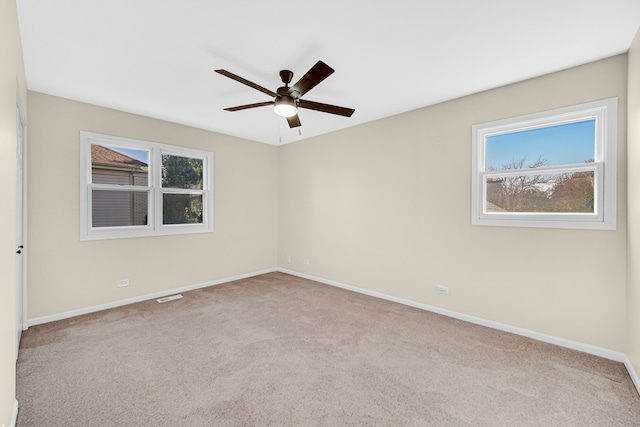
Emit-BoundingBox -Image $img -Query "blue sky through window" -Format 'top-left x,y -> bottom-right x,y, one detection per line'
485,119 -> 595,170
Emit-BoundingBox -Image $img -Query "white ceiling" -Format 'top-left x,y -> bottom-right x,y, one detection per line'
16,0 -> 640,146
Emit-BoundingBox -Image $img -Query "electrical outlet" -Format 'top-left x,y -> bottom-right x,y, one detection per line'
117,279 -> 130,288
303,259 -> 311,265
287,255 -> 292,263
436,285 -> 449,295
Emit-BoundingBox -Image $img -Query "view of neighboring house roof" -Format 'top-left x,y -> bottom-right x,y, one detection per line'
91,144 -> 148,171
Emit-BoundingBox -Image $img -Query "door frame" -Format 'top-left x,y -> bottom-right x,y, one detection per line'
15,104 -> 24,360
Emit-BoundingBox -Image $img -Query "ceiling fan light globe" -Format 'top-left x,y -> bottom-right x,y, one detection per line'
274,105 -> 297,117
274,96 -> 298,117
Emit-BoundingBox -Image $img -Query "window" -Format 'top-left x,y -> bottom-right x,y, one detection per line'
80,131 -> 213,240
471,98 -> 617,230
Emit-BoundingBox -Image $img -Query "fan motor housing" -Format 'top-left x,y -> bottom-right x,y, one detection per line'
279,70 -> 294,85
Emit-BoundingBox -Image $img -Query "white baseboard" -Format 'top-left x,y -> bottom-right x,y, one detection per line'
624,356 -> 640,397
277,267 -> 640,396
11,400 -> 18,427
24,268 -> 277,329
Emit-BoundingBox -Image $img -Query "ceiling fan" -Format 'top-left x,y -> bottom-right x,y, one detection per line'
215,61 -> 355,128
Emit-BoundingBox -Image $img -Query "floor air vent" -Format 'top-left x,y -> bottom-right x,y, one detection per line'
157,294 -> 183,303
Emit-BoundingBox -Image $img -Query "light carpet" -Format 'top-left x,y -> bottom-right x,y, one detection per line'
16,272 -> 640,425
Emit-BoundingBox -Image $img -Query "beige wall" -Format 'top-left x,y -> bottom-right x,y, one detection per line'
26,92 -> 278,319
278,55 -> 628,351
627,29 -> 640,378
1,0 -> 27,424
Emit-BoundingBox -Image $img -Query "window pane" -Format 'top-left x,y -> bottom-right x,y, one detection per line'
91,144 -> 149,185
485,119 -> 595,171
162,154 -> 203,189
92,190 -> 148,227
163,194 -> 203,224
486,171 -> 595,213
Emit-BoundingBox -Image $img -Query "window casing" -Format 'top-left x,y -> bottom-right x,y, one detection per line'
471,98 -> 617,230
80,131 -> 213,240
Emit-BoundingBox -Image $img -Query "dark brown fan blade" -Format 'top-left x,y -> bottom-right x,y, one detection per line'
286,114 -> 301,128
286,61 -> 334,98
224,101 -> 274,112
215,69 -> 277,98
298,99 -> 355,117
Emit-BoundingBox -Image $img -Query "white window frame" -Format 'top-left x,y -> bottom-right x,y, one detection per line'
80,131 -> 214,241
471,98 -> 617,230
